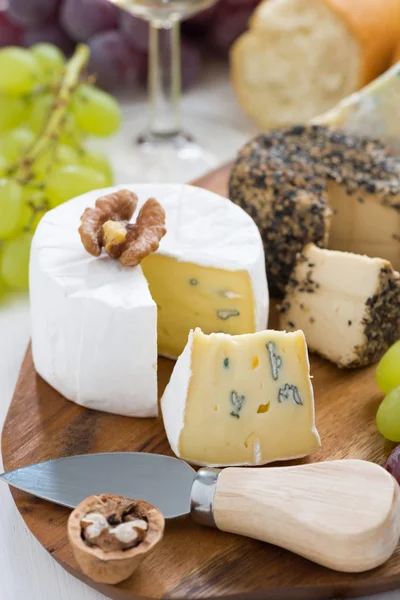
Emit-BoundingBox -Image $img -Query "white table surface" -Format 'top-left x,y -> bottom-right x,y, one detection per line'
0,67 -> 399,600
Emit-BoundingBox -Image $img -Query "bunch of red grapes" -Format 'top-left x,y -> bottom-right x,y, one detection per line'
0,0 -> 260,91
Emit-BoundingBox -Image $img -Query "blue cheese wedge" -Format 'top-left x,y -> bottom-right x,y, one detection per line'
161,328 -> 320,467
314,63 -> 400,152
280,243 -> 400,368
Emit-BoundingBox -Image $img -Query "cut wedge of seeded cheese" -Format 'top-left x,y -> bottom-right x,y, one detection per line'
161,328 -> 320,466
229,125 -> 400,296
279,244 -> 400,368
230,0 -> 400,129
30,184 -> 268,417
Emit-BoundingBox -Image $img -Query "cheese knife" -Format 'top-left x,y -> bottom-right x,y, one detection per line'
1,453 -> 400,573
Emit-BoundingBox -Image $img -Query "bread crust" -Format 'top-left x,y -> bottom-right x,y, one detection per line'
392,41 -> 400,65
230,0 -> 400,128
324,0 -> 400,86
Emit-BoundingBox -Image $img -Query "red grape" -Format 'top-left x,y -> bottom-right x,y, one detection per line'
186,2 -> 219,26
386,445 -> 400,485
224,0 -> 259,5
7,0 -> 60,27
0,9 -> 22,47
60,0 -> 118,42
208,0 -> 259,54
118,9 -> 149,53
22,21 -> 75,55
88,30 -> 145,91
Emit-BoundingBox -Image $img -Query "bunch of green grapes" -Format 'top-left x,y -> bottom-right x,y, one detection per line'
0,43 -> 121,294
375,340 -> 400,483
376,340 -> 400,442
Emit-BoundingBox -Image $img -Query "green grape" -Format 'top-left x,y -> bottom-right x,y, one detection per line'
0,96 -> 29,134
27,207 -> 46,233
0,232 -> 33,291
32,153 -> 53,180
60,112 -> 84,148
19,188 -> 47,234
45,165 -> 107,208
0,127 -> 36,163
27,94 -> 53,134
0,155 -> 9,177
57,144 -> 80,165
72,84 -> 121,137
0,47 -> 41,96
33,143 -> 79,180
376,341 -> 400,394
0,276 -> 6,300
0,266 -> 7,301
31,44 -> 65,83
80,148 -> 113,186
376,386 -> 400,442
0,179 -> 24,239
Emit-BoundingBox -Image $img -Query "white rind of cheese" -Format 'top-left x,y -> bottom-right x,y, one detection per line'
161,330 -> 194,457
162,328 -> 320,467
30,229 -> 158,417
30,184 -> 268,417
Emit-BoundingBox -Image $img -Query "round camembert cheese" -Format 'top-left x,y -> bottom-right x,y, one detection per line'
30,184 -> 268,417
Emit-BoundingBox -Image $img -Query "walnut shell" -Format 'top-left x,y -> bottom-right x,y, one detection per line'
68,494 -> 164,584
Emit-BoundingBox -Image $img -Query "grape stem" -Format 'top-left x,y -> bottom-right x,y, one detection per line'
11,44 -> 90,183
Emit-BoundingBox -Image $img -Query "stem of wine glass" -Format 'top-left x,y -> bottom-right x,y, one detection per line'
148,20 -> 181,139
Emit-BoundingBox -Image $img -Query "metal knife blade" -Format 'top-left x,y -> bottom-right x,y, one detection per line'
0,453 -> 196,519
3,457 -> 399,574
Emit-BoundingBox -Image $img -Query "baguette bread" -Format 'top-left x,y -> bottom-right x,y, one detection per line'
231,0 -> 400,129
392,42 -> 400,65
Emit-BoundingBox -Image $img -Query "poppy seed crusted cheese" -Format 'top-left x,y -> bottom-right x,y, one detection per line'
279,244 -> 400,368
229,125 -> 400,295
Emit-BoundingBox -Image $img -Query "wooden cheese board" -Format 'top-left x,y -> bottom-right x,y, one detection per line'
2,163 -> 400,600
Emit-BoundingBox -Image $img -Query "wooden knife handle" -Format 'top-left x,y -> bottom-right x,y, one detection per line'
211,460 -> 400,572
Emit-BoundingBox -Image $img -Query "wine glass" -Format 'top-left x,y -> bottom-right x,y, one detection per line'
108,0 -> 220,182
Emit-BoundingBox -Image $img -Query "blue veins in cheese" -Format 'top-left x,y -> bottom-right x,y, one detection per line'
161,327 -> 321,467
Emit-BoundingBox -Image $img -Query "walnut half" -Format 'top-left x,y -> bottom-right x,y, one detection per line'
68,494 -> 165,584
78,189 -> 166,266
78,190 -> 138,257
